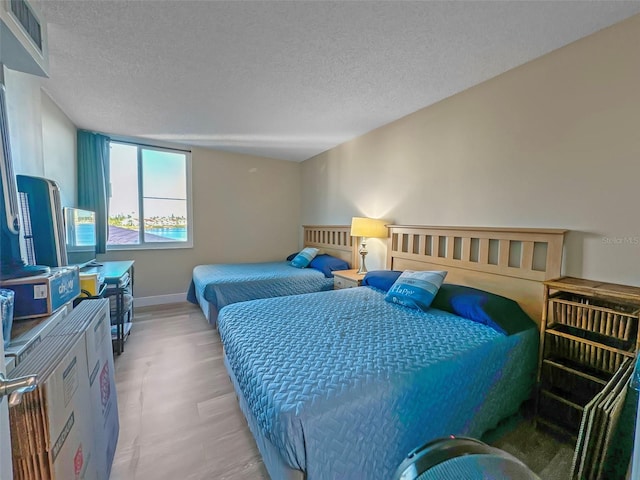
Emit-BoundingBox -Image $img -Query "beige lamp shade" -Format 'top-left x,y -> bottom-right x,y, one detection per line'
350,217 -> 388,238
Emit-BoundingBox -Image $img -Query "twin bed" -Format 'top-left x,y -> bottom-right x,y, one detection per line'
191,225 -> 566,480
187,225 -> 357,326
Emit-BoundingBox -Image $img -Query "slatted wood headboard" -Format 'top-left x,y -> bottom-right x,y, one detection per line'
387,225 -> 567,324
303,225 -> 357,268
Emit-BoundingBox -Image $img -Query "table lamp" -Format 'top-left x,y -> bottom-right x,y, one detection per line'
350,217 -> 388,274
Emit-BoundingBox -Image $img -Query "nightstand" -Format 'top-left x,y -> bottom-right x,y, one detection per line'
333,269 -> 365,289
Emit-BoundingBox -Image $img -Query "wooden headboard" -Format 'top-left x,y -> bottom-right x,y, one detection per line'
387,225 -> 567,324
303,225 -> 357,268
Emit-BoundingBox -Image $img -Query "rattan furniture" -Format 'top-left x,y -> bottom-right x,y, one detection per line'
536,276 -> 640,438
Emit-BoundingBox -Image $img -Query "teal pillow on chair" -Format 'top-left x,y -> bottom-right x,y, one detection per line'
290,247 -> 319,268
385,270 -> 447,311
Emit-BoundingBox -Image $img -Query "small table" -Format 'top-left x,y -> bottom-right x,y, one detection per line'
81,260 -> 134,355
333,269 -> 365,290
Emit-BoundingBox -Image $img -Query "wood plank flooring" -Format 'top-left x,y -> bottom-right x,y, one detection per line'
110,302 -> 574,480
110,303 -> 269,480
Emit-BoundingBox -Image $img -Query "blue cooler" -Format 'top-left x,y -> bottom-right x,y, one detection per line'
1,288 -> 15,348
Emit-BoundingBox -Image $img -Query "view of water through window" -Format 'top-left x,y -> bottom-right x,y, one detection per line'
108,142 -> 189,246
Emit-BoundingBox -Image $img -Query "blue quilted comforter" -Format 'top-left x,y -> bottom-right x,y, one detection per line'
218,287 -> 538,480
187,261 -> 334,311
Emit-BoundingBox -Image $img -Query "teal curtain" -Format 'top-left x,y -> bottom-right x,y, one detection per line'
77,130 -> 110,253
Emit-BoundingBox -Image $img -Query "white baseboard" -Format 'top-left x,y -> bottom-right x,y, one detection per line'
134,293 -> 187,308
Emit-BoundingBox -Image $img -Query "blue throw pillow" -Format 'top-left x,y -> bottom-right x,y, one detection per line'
431,284 -> 536,335
385,270 -> 447,311
308,254 -> 350,278
290,247 -> 319,268
362,270 -> 403,292
286,252 -> 299,261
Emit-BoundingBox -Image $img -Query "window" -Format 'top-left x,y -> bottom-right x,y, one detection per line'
107,141 -> 192,249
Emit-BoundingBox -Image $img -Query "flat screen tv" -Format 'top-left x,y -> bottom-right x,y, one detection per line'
64,207 -> 97,267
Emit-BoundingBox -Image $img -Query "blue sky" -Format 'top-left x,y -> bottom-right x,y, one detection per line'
109,143 -> 187,219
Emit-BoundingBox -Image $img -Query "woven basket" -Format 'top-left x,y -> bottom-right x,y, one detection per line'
546,293 -> 639,374
549,293 -> 639,342
544,334 -> 628,375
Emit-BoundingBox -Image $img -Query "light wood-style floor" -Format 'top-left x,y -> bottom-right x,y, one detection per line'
110,303 -> 574,480
110,303 -> 269,480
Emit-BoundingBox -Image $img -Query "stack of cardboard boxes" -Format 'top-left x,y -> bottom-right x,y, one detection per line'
7,299 -> 119,480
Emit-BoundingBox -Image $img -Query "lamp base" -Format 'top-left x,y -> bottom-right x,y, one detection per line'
357,239 -> 368,275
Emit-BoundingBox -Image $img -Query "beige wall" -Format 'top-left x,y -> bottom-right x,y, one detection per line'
4,68 -> 45,178
4,69 -> 76,207
41,91 -> 77,207
101,147 -> 301,299
302,14 -> 640,286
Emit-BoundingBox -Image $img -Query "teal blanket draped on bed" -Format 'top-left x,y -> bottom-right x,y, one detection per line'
218,287 -> 539,480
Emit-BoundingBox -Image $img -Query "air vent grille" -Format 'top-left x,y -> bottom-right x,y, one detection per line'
10,0 -> 42,52
18,191 -> 36,264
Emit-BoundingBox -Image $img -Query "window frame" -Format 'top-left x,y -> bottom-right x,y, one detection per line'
107,137 -> 193,251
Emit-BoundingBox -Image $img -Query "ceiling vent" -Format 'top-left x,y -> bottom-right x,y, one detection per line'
0,0 -> 48,77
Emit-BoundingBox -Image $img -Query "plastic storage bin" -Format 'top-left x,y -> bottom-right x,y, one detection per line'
1,288 -> 15,348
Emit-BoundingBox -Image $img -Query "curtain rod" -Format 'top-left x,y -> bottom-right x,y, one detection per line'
110,137 -> 191,154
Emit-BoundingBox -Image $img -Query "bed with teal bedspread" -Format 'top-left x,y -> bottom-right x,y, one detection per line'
187,261 -> 334,326
218,286 -> 539,480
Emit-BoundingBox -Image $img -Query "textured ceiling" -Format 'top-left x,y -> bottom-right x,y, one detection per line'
35,1 -> 640,162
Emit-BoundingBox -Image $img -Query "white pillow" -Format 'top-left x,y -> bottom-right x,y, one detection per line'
385,270 -> 447,311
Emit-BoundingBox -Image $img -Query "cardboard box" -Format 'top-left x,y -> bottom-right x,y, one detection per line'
0,267 -> 80,319
8,333 -> 98,480
46,299 -> 119,480
4,305 -> 70,368
79,273 -> 102,298
82,301 -> 119,480
4,355 -> 15,374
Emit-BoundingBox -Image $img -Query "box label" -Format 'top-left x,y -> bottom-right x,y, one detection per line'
63,356 -> 79,407
89,360 -> 100,387
50,269 -> 81,310
52,411 -> 75,462
17,335 -> 41,363
34,285 -> 48,299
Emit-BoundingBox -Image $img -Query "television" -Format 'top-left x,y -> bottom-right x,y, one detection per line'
63,207 -> 97,267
